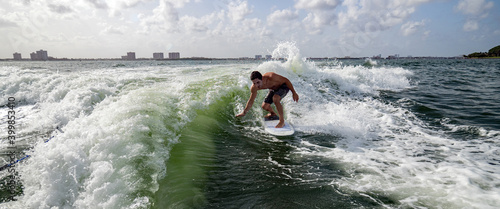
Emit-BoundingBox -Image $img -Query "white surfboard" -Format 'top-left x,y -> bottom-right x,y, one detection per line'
264,118 -> 294,136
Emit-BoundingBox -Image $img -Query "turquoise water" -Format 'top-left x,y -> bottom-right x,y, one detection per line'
1,45 -> 499,208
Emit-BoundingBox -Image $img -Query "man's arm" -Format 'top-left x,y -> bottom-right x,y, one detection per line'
284,78 -> 299,102
236,85 -> 258,117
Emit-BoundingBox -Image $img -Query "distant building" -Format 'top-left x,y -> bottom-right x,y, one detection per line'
122,52 -> 136,60
30,50 -> 48,60
265,55 -> 272,60
169,52 -> 180,59
37,50 -> 48,60
13,53 -> 22,60
127,52 -> 136,60
255,55 -> 262,60
387,54 -> 400,59
153,52 -> 164,59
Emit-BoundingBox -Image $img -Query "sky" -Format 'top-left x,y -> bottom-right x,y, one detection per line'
1,0 -> 499,59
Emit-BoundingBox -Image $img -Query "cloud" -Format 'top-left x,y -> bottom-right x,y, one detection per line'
338,0 -> 429,34
180,13 -> 218,32
48,4 -> 74,14
101,25 -> 127,35
227,0 -> 253,22
85,0 -> 108,9
401,20 -> 426,36
105,0 -> 185,18
267,9 -> 299,26
139,0 -> 180,33
294,0 -> 341,34
463,20 -> 479,32
455,0 -> 494,31
303,11 -> 336,28
295,0 -> 341,10
335,0 -> 431,57
455,0 -> 494,17
0,18 -> 18,28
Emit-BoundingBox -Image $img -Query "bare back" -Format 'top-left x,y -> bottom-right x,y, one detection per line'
261,72 -> 288,90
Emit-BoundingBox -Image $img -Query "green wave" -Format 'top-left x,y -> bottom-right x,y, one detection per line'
153,89 -> 244,208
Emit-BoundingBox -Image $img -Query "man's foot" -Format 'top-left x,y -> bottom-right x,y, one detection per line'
275,121 -> 285,128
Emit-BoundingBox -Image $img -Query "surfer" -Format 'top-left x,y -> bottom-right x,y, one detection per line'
236,71 -> 299,128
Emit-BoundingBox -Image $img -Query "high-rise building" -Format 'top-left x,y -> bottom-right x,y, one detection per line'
127,52 -> 136,60
30,52 -> 37,60
169,52 -> 180,59
37,50 -> 48,61
153,52 -> 164,59
255,55 -> 262,60
30,50 -> 48,60
13,53 -> 22,60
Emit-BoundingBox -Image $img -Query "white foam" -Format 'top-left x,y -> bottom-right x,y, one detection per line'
264,48 -> 500,207
2,63 -> 252,208
14,85 -> 180,208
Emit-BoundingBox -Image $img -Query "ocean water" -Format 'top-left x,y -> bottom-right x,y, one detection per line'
1,44 -> 499,208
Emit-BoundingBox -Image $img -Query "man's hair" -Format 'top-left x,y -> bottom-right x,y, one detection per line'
250,71 -> 262,80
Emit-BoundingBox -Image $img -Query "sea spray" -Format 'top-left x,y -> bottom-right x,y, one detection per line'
362,58 -> 378,68
270,41 -> 315,75
17,85 -> 184,208
2,63 -> 252,208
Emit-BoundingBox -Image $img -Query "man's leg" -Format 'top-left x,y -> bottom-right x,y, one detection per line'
261,102 -> 277,117
273,94 -> 285,128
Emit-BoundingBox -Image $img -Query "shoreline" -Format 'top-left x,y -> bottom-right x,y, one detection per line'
1,57 -> 490,62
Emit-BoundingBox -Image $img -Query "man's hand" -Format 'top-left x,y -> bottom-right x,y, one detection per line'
236,112 -> 246,117
292,93 -> 299,102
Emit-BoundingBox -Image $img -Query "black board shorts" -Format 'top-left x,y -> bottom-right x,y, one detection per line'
264,84 -> 289,104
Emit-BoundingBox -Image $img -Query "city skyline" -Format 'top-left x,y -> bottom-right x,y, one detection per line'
1,0 -> 499,59
8,50 -> 185,60
5,48 -> 469,61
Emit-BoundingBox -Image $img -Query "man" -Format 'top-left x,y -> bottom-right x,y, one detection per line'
236,71 -> 299,128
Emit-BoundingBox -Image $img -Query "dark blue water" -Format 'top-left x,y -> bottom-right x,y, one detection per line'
381,59 -> 500,131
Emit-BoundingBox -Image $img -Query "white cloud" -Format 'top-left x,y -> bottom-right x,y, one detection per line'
455,0 -> 494,17
463,20 -> 479,32
401,20 -> 426,36
267,9 -> 299,26
101,25 -> 127,35
48,4 -> 74,14
294,0 -> 341,34
295,0 -> 341,10
260,28 -> 273,37
139,0 -> 180,33
165,0 -> 194,8
0,18 -> 18,28
307,11 -> 336,27
180,12 -> 221,32
338,0 -> 429,34
335,0 -> 431,57
181,16 -> 209,32
422,30 -> 430,39
455,0 -> 494,31
227,0 -> 253,23
85,0 -> 108,9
